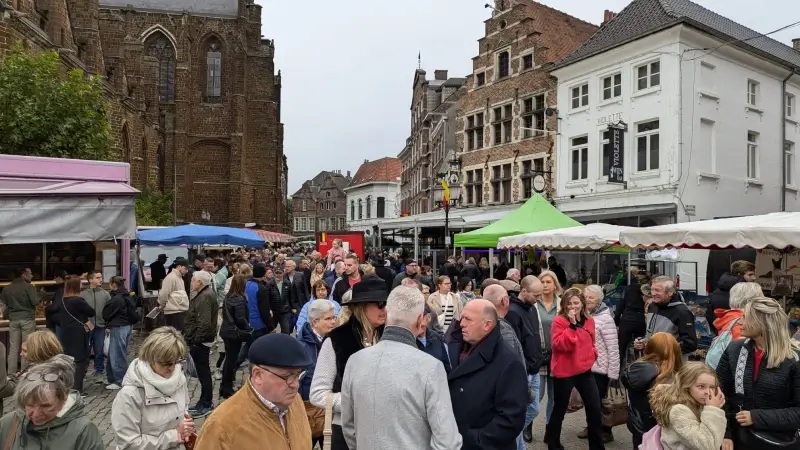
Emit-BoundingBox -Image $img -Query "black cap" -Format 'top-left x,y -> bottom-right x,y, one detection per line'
248,333 -> 312,368
348,275 -> 388,304
253,263 -> 267,278
173,257 -> 189,268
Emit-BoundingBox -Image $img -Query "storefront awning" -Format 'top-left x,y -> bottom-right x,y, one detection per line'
377,204 -> 519,230
0,196 -> 137,244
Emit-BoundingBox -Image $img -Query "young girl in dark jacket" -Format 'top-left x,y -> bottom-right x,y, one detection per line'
218,274 -> 251,399
716,297 -> 800,450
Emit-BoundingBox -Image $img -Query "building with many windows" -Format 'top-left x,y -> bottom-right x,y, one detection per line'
551,0 -> 800,226
291,170 -> 350,236
456,0 -> 597,209
344,158 -> 402,242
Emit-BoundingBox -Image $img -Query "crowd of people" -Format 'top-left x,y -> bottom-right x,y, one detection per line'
0,246 -> 799,450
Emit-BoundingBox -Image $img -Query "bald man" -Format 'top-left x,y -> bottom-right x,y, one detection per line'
482,286 -> 525,365
446,299 -> 528,450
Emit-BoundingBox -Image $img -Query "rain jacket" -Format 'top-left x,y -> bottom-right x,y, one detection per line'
645,292 -> 698,357
711,308 -> 744,340
706,273 -> 742,334
0,392 -> 104,450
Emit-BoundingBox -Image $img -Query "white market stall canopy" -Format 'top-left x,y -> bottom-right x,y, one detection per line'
618,212 -> 800,250
498,223 -> 635,250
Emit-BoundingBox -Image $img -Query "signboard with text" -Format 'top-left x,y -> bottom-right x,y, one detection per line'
608,124 -> 625,184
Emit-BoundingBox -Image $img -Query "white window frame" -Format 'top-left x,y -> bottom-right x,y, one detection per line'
301,199 -> 307,211
747,131 -> 759,180
747,80 -> 759,107
569,136 -> 589,181
571,83 -> 589,110
634,60 -> 660,91
601,72 -> 622,101
635,119 -> 660,172
787,93 -> 796,119
786,141 -> 795,187
600,129 -> 610,178
294,217 -> 300,232
700,118 -> 717,174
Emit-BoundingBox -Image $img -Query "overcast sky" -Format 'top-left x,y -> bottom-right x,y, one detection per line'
258,0 -> 800,195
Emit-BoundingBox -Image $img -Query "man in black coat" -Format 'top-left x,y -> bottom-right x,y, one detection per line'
281,260 -> 308,333
441,257 -> 460,286
706,260 -> 755,334
446,299 -> 527,450
373,259 -> 395,293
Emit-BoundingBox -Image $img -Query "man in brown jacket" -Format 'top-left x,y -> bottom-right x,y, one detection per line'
195,333 -> 312,450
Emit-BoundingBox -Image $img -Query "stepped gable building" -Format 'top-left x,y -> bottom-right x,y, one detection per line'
0,0 -> 288,229
291,170 -> 351,235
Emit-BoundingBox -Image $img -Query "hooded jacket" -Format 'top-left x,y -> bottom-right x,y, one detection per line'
102,287 -> 138,328
183,286 -> 218,346
621,360 -> 659,436
111,358 -> 190,450
706,273 -> 742,334
80,286 -> 111,327
0,392 -> 104,450
645,292 -> 698,357
711,309 -> 743,340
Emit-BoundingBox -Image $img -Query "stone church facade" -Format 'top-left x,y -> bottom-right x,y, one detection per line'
0,0 -> 288,229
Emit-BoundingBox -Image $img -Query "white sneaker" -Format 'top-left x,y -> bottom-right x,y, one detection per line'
214,369 -> 222,380
105,383 -> 122,390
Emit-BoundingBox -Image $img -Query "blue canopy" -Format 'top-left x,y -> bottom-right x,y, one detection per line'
137,224 -> 265,247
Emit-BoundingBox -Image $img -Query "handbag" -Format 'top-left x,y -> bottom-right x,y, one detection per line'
304,400 -> 325,438
567,388 -> 584,413
323,393 -> 334,450
64,299 -> 94,332
601,385 -> 628,427
222,298 -> 254,340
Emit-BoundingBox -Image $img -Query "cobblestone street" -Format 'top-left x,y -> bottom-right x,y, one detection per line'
3,330 -> 633,449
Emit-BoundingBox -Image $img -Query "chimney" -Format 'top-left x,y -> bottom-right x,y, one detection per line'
794,38 -> 800,52
602,10 -> 617,26
347,170 -> 351,178
434,70 -> 448,81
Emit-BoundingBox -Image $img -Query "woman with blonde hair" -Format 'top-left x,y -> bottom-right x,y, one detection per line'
310,262 -> 325,288
536,269 -> 563,439
21,330 -> 63,367
622,331 -> 683,448
111,326 -> 195,449
716,297 -> 800,450
649,362 -> 726,450
360,263 -> 375,275
711,282 -> 763,340
427,275 -> 462,331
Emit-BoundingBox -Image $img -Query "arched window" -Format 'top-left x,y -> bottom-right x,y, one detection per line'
358,199 -> 363,220
204,37 -> 222,103
121,125 -> 130,162
146,33 -> 176,103
156,144 -> 165,191
366,196 -> 372,219
350,200 -> 355,220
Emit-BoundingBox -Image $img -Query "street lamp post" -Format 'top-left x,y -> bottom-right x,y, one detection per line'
434,155 -> 462,255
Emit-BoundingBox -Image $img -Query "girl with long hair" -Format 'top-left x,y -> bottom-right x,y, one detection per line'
649,363 -> 726,450
546,288 -> 604,450
310,262 -> 325,288
427,275 -> 462,331
536,270 -> 563,441
621,331 -> 683,448
716,296 -> 800,450
218,274 -> 251,399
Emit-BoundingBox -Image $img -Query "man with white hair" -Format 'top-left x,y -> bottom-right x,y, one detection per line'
184,270 -> 220,418
635,275 -> 697,359
506,268 -> 521,284
341,286 -> 462,450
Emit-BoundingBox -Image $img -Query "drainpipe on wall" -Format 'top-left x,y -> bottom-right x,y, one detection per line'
781,70 -> 797,212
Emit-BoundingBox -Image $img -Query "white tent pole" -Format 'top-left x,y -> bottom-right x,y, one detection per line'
489,248 -> 494,279
413,226 -> 419,262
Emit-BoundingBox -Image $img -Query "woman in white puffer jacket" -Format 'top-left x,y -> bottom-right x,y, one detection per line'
577,284 -> 621,443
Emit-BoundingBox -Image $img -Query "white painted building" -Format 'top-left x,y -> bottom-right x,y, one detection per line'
344,158 -> 402,242
551,0 -> 800,226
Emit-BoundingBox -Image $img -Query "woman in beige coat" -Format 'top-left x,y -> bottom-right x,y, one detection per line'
111,327 -> 195,449
427,276 -> 463,331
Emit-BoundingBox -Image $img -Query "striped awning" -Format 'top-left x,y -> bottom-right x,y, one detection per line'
244,228 -> 297,243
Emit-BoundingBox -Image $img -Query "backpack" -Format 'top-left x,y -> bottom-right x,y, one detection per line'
640,425 -> 687,450
705,318 -> 739,369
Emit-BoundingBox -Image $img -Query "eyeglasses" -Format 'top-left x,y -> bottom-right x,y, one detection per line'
24,372 -> 60,382
258,366 -> 307,385
375,302 -> 386,310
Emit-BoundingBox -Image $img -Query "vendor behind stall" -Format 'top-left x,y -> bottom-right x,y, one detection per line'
0,268 -> 42,373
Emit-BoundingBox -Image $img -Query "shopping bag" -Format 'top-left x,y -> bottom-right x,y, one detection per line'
182,353 -> 199,379
602,386 -> 628,427
567,387 -> 584,413
103,335 -> 110,356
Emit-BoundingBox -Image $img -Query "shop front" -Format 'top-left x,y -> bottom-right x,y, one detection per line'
0,155 -> 137,339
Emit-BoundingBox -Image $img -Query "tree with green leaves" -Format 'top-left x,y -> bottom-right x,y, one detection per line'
135,185 -> 174,226
0,42 -> 112,160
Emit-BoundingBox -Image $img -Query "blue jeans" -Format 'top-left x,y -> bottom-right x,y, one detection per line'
107,325 -> 132,384
539,374 -> 555,423
89,327 -> 105,374
517,374 -> 541,450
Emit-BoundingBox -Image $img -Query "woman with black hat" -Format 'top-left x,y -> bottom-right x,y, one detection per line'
309,275 -> 387,449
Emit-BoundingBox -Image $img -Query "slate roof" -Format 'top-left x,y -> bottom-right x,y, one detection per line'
347,157 -> 402,188
554,0 -> 800,70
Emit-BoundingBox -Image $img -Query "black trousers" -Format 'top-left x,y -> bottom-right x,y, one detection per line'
618,319 -> 646,369
189,344 -> 213,408
73,360 -> 89,394
548,370 -> 605,450
165,312 -> 186,332
593,373 -> 612,432
632,432 -> 643,449
236,328 -> 268,367
277,313 -> 293,335
220,338 -> 243,398
330,424 -> 349,450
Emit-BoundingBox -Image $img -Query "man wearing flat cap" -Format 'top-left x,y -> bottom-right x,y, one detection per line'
195,333 -> 312,450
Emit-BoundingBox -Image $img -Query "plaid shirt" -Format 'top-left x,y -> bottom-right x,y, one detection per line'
251,383 -> 287,431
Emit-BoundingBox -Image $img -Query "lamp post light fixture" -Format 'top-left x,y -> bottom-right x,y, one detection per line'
433,154 -> 462,254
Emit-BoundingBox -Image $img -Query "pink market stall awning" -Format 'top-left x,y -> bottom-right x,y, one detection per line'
245,229 -> 297,244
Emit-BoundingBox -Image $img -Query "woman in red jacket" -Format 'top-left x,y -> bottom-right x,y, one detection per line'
546,288 -> 604,450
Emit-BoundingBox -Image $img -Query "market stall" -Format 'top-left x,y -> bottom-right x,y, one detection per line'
0,155 -> 137,344
244,228 -> 296,244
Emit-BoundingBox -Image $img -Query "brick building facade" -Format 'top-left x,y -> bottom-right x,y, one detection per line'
400,69 -> 466,216
457,0 -> 596,207
0,0 -> 288,230
291,170 -> 350,236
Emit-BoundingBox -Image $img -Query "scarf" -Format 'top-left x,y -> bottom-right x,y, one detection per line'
134,358 -> 184,397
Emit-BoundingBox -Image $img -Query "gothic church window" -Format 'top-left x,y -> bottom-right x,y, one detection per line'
204,37 -> 222,103
146,34 -> 176,103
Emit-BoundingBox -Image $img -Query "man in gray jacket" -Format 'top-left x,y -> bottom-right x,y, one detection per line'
81,270 -> 111,379
0,268 -> 40,373
341,285 -> 462,450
